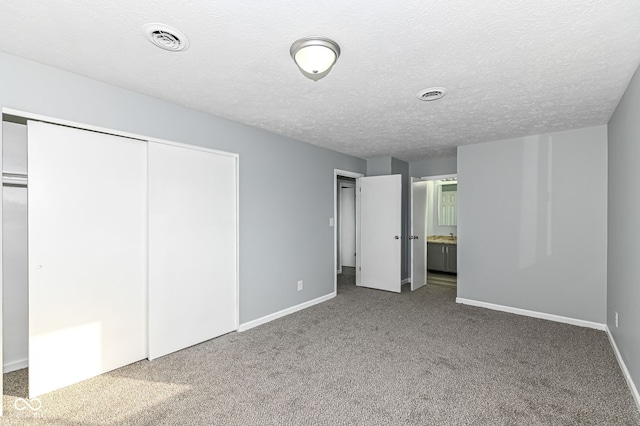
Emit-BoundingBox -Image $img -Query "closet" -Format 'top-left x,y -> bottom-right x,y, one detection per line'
2,121 -> 28,376
2,117 -> 238,398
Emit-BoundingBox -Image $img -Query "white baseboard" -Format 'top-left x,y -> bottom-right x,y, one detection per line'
455,297 -> 607,330
606,327 -> 640,413
3,358 -> 27,373
238,292 -> 336,332
401,278 -> 411,285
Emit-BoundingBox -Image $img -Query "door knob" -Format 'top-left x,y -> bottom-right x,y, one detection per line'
395,235 -> 400,239
409,236 -> 414,240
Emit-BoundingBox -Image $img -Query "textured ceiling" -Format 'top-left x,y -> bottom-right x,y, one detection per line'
0,0 -> 639,161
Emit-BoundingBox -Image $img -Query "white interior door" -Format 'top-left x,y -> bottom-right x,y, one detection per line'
411,178 -> 427,291
148,142 -> 237,360
358,174 -> 402,293
28,121 -> 147,398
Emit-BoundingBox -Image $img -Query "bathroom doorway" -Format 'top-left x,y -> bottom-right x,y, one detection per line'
423,174 -> 457,288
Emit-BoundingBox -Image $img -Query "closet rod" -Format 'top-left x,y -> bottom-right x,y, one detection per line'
2,172 -> 27,187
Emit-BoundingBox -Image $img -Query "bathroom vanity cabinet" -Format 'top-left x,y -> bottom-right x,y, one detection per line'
427,242 -> 457,274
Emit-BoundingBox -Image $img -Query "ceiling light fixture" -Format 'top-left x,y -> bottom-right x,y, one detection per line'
290,37 -> 341,81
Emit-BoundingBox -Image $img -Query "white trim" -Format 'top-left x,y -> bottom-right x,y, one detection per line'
401,278 -> 411,285
235,155 -> 240,332
421,173 -> 457,181
607,327 -> 640,412
3,358 -> 27,373
2,107 -> 238,159
0,116 -> 3,416
145,144 -> 150,358
238,292 -> 336,332
335,169 -> 364,179
355,179 -> 361,287
334,169 -> 364,295
455,298 -> 607,330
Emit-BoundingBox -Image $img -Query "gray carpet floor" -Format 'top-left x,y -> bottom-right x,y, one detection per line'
3,268 -> 639,425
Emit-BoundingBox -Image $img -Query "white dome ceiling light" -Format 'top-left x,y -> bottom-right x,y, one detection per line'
290,37 -> 341,82
142,23 -> 190,52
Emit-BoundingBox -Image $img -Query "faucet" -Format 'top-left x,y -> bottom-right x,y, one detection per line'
449,233 -> 454,240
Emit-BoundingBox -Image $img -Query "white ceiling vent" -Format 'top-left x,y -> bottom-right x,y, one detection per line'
142,23 -> 190,52
417,87 -> 447,101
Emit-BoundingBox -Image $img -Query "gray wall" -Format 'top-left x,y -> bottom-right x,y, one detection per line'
409,155 -> 457,178
608,63 -> 640,390
457,126 -> 608,323
0,52 -> 366,325
366,156 -> 393,176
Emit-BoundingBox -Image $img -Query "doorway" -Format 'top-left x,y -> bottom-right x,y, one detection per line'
336,172 -> 429,294
337,178 -> 356,274
422,174 -> 458,288
334,169 -> 363,294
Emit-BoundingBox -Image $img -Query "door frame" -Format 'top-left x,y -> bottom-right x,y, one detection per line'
337,180 -> 356,274
422,172 -> 458,288
334,169 -> 364,294
410,177 -> 428,291
421,173 -> 457,181
0,114 -> 4,416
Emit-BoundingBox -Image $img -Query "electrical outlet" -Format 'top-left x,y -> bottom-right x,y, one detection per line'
329,218 -> 335,227
297,280 -> 303,291
615,311 -> 619,328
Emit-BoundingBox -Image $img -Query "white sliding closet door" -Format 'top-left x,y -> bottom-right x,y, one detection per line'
28,121 -> 147,398
148,142 -> 237,360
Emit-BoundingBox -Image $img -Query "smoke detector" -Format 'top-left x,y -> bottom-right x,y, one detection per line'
417,87 -> 447,101
142,23 -> 190,52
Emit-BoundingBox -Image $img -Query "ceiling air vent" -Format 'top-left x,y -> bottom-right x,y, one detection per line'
417,87 -> 447,101
142,23 -> 190,52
